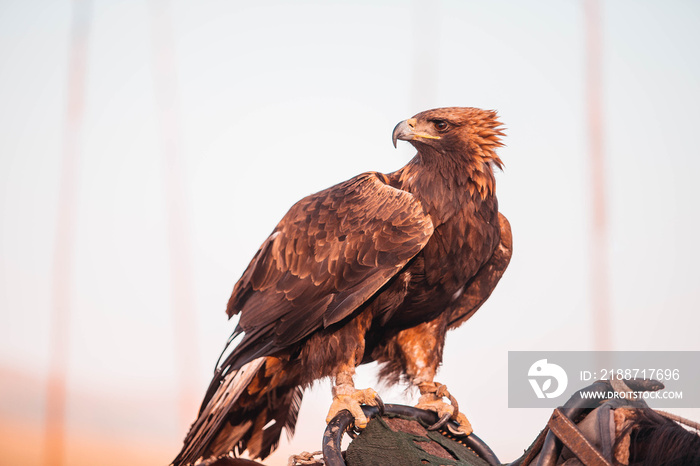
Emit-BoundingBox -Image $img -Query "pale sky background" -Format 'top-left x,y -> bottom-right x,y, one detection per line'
1,0 -> 699,465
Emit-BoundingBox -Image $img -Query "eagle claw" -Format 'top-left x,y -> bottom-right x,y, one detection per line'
427,412 -> 452,431
374,393 -> 386,416
326,386 -> 384,430
416,382 -> 473,435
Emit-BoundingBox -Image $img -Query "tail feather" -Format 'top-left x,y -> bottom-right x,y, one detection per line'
174,358 -> 265,465
223,385 -> 303,460
172,357 -> 303,465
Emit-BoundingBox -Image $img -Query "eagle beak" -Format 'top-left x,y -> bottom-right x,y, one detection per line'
392,119 -> 413,148
392,118 -> 440,148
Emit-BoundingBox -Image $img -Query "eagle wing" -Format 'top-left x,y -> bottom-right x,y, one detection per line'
447,212 -> 512,329
222,172 -> 435,370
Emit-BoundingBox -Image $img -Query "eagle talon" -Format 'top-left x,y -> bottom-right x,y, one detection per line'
446,421 -> 468,436
416,382 -> 473,436
427,412 -> 452,431
326,386 -> 383,430
374,393 -> 385,416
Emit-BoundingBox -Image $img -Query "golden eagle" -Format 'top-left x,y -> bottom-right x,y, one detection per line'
173,107 -> 513,464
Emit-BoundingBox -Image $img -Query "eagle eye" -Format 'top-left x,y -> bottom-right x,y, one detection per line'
432,120 -> 449,132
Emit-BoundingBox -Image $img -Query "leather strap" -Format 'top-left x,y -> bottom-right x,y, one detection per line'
548,408 -> 612,466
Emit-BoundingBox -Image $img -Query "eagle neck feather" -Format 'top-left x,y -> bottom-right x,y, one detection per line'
398,149 -> 496,225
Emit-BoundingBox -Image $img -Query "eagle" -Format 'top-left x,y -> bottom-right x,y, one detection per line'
173,107 -> 513,465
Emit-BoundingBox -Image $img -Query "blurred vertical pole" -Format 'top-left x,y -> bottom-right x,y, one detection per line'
44,1 -> 92,465
410,0 -> 440,110
584,0 -> 612,352
149,0 -> 200,429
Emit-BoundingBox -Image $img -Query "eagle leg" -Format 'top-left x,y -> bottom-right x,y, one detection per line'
386,316 -> 473,435
416,381 -> 473,435
326,364 -> 384,429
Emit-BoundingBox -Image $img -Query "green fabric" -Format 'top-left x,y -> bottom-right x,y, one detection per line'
345,414 -> 492,466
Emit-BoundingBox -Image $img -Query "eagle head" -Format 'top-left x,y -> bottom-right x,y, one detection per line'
392,107 -> 505,170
